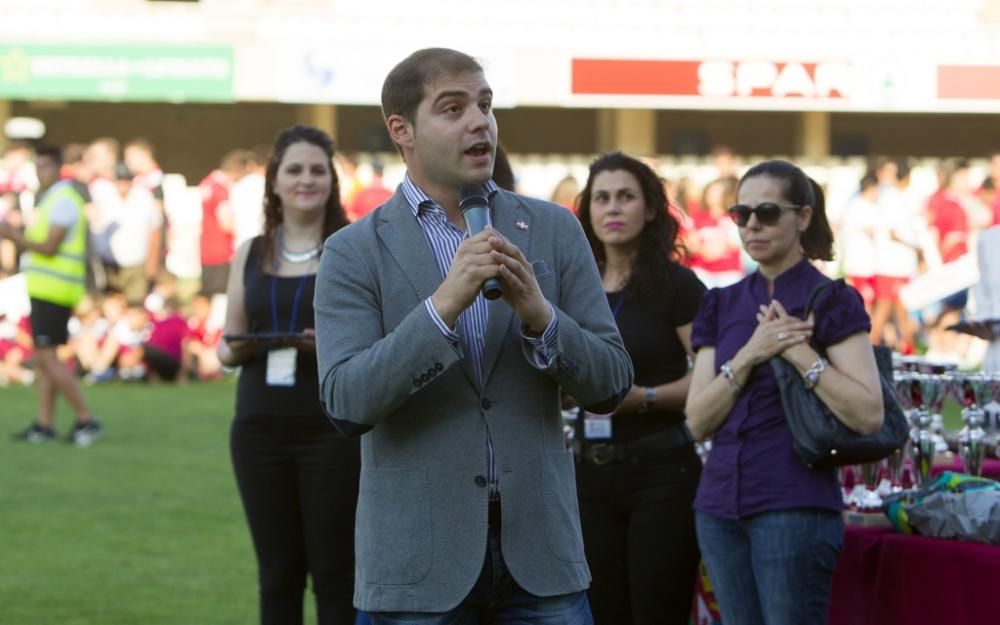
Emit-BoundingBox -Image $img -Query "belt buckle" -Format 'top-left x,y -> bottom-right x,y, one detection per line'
587,443 -> 615,466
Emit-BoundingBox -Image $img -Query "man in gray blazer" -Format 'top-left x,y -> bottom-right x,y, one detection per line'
315,48 -> 633,624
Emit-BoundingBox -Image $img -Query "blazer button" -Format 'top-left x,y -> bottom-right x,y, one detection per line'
435,362 -> 444,371
474,475 -> 487,487
481,398 -> 492,410
412,379 -> 420,388
427,367 -> 436,377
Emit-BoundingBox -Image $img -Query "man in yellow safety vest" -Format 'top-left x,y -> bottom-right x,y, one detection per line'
0,145 -> 103,446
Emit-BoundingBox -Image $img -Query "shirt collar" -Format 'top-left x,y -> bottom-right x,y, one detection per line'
750,256 -> 815,297
401,173 -> 499,218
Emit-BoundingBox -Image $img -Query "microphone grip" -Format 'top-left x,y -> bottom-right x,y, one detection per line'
482,277 -> 503,300
462,204 -> 504,300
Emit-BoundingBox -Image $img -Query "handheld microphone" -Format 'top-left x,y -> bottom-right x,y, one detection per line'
459,184 -> 503,300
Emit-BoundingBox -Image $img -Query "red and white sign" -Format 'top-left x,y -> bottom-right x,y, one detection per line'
938,65 -> 1000,100
572,59 -> 852,99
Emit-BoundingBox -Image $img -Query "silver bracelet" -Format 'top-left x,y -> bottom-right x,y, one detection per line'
720,360 -> 742,396
803,357 -> 828,390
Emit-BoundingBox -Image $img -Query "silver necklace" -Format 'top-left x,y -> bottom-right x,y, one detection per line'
278,228 -> 322,264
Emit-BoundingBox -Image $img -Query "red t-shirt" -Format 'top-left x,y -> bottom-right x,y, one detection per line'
348,184 -> 393,222
199,170 -> 234,265
926,190 -> 968,263
1,316 -> 34,360
688,210 -> 742,273
0,166 -> 30,195
188,316 -> 222,347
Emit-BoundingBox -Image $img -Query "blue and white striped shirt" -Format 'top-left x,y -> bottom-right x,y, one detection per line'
400,174 -> 558,498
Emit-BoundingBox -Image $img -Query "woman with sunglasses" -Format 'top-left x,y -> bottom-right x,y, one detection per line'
685,160 -> 884,625
576,152 -> 705,625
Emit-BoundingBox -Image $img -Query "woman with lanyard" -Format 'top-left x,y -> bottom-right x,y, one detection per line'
218,124 -> 359,625
574,151 -> 706,625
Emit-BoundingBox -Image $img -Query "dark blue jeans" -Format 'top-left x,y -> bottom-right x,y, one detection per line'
695,508 -> 843,625
370,525 -> 594,625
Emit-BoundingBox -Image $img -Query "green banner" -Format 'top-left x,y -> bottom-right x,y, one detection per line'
0,44 -> 234,102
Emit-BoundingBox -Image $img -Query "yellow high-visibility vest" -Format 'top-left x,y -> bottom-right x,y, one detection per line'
23,180 -> 88,307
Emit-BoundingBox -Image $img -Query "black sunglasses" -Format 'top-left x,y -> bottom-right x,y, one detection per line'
728,202 -> 803,227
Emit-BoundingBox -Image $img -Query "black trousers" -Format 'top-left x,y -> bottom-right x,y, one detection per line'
232,412 -> 361,625
576,441 -> 702,625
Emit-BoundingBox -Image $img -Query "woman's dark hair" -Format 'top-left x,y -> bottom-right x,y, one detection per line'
738,159 -> 835,261
577,151 -> 682,301
262,124 -> 349,267
492,143 -> 516,191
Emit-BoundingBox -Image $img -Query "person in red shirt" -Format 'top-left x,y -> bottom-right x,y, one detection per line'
142,296 -> 190,382
0,141 -> 33,276
687,177 -> 744,288
183,293 -> 223,380
0,313 -> 35,386
198,150 -> 250,296
925,159 -> 973,358
346,160 -> 393,222
927,161 -> 971,266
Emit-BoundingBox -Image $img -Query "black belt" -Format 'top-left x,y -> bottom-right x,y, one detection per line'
575,425 -> 694,466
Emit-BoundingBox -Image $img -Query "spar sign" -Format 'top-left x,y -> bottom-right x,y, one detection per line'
572,58 -> 852,99
697,61 -> 850,98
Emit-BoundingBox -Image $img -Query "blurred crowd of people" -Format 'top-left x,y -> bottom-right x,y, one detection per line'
0,282 -> 224,387
1,136 -> 998,388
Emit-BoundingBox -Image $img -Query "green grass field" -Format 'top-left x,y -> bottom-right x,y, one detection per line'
0,378 -> 967,624
0,379 -> 273,625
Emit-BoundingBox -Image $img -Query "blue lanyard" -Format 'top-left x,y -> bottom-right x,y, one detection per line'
610,294 -> 625,319
271,274 -> 309,334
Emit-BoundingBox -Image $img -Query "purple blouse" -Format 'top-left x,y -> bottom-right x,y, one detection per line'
690,259 -> 871,519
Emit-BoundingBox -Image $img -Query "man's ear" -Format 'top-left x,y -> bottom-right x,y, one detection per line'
386,114 -> 413,151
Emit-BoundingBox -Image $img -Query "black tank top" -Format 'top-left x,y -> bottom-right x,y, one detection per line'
235,237 -> 321,417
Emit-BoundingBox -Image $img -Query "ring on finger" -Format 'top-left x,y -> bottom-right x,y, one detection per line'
776,331 -> 788,341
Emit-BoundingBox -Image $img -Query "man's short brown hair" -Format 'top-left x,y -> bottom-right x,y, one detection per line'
380,48 -> 484,127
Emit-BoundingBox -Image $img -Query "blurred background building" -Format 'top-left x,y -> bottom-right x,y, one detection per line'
1,0 -> 998,185
2,0 -> 1000,373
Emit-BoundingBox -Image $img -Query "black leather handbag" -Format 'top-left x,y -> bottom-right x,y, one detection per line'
769,279 -> 909,470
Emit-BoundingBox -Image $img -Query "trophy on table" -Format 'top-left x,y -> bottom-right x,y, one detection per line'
904,373 -> 950,486
988,375 -> 1000,460
891,370 -> 917,489
950,373 -> 995,476
856,459 -> 886,509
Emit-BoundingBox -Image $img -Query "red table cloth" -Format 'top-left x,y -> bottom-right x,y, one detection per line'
930,456 -> 1000,480
828,526 -> 1000,625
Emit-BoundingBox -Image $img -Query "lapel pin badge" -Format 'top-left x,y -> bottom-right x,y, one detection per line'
515,220 -> 528,231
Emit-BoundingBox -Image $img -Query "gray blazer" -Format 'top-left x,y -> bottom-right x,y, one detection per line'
315,188 -> 633,613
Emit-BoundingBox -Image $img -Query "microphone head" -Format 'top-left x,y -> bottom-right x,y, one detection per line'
459,184 -> 489,214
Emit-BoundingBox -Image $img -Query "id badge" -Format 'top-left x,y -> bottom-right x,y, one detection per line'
583,410 -> 613,440
265,347 -> 297,387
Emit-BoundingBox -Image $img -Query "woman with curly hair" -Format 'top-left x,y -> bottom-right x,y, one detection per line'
575,151 -> 706,625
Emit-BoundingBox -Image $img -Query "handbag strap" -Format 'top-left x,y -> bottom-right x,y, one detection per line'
802,278 -> 844,356
803,278 -> 838,318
